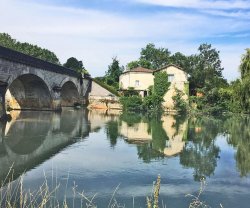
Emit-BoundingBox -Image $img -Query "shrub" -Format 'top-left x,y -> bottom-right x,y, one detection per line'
172,89 -> 188,113
143,94 -> 163,111
120,95 -> 143,111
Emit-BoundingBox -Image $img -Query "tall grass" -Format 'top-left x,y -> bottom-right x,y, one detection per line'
0,169 -> 221,208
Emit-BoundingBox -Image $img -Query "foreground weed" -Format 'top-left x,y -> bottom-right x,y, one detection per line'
147,174 -> 161,208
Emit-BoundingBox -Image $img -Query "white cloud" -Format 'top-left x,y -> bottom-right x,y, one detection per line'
135,0 -> 250,10
0,0 -> 247,80
202,9 -> 250,19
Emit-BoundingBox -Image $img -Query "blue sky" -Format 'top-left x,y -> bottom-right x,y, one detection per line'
0,0 -> 250,80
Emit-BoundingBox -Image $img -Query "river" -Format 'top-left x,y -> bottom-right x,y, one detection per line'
0,108 -> 249,207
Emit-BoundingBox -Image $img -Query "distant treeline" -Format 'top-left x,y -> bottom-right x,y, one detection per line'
0,33 -> 60,64
102,43 -> 250,115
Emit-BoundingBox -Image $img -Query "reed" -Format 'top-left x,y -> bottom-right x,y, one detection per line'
0,169 -> 221,208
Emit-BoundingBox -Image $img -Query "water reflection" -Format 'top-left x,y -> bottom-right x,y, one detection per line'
180,117 -> 222,181
225,116 -> 250,177
0,109 -> 90,180
104,113 -> 189,162
0,109 -> 250,207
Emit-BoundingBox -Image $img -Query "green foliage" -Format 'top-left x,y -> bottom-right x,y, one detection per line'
237,49 -> 250,113
120,95 -> 143,111
126,60 -> 140,69
63,57 -> 86,73
93,78 -> 120,97
0,33 -> 60,64
170,52 -> 189,70
123,87 -> 139,97
172,89 -> 188,113
123,43 -> 250,115
127,43 -> 171,70
238,76 -> 250,113
143,94 -> 163,111
105,57 -> 124,89
153,71 -> 170,97
188,43 -> 225,94
120,71 -> 170,113
142,72 -> 170,112
240,48 -> 250,79
140,43 -> 171,69
126,59 -> 152,70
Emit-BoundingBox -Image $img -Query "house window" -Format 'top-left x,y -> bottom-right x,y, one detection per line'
168,74 -> 174,82
135,80 -> 140,86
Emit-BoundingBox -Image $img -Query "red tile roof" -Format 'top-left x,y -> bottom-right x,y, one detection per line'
123,67 -> 153,74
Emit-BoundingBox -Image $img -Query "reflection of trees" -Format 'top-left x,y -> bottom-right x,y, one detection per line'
172,115 -> 188,139
150,118 -> 168,152
137,143 -> 165,163
106,113 -> 142,147
180,117 -> 221,181
105,120 -> 119,147
225,116 -> 250,177
119,113 -> 142,126
137,117 -> 168,163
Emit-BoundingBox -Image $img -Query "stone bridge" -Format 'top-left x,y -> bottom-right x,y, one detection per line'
0,46 -> 91,119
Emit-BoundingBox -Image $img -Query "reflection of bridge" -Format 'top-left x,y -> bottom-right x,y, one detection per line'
0,110 -> 90,180
0,46 -> 91,119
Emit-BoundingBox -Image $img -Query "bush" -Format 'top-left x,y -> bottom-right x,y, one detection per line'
154,71 -> 170,97
120,96 -> 143,111
172,89 -> 188,113
123,87 -> 139,97
143,94 -> 163,111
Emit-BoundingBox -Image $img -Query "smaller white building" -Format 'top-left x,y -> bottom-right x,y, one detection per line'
119,67 -> 154,97
119,65 -> 189,110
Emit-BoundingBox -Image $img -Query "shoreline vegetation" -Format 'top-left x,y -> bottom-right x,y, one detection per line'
0,169 -> 215,208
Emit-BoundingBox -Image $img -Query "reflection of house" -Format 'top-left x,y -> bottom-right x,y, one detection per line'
119,121 -> 152,143
161,116 -> 187,156
88,109 -> 120,131
119,65 -> 189,110
118,114 -> 187,156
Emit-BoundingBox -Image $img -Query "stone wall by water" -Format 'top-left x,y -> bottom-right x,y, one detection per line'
88,81 -> 122,110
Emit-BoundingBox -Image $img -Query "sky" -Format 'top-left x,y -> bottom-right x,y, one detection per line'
0,0 -> 250,80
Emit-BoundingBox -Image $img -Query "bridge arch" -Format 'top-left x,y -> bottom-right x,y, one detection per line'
60,78 -> 80,107
5,73 -> 52,110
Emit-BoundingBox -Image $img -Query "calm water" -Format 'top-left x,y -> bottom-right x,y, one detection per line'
0,109 -> 250,207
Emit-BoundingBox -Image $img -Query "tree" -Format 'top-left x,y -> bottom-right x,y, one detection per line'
188,43 -> 226,94
237,49 -> 250,113
126,60 -> 140,69
63,57 -> 85,73
170,52 -> 189,71
240,48 -> 250,79
105,57 -> 124,88
126,59 -> 152,70
0,33 -> 60,64
140,43 -> 171,69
